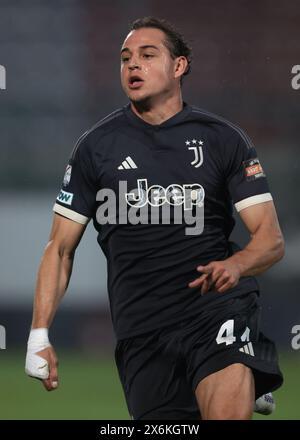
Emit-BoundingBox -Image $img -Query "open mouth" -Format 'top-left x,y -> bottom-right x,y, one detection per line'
128,75 -> 144,89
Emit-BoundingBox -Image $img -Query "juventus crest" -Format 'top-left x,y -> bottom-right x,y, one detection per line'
185,139 -> 204,168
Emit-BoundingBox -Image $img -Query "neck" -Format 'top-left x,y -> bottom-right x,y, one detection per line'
130,90 -> 183,125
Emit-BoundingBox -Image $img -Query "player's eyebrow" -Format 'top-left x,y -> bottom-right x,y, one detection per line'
120,45 -> 160,55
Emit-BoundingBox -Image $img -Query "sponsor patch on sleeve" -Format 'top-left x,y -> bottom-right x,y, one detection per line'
63,164 -> 72,187
57,190 -> 74,206
243,158 -> 266,181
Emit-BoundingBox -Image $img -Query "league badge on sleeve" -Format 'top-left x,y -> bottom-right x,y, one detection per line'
243,158 -> 265,181
63,164 -> 72,186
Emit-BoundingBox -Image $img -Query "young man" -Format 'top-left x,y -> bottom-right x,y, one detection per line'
25,17 -> 284,420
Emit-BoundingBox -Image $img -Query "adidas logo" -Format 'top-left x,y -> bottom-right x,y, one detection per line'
118,156 -> 137,170
239,342 -> 254,356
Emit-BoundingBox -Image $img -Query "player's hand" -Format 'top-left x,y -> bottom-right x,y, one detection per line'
26,345 -> 59,391
25,328 -> 59,391
188,260 -> 241,294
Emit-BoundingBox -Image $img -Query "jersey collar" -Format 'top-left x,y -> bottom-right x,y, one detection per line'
124,101 -> 192,130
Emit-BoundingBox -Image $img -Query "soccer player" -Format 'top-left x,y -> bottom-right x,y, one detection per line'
25,17 -> 284,420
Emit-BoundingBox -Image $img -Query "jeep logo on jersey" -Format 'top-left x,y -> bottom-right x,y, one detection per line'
185,139 -> 204,168
96,180 -> 205,235
57,190 -> 74,206
125,179 -> 205,210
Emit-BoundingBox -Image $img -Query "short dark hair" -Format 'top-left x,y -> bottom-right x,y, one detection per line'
129,17 -> 192,83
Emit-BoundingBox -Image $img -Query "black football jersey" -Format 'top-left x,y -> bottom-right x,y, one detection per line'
53,102 -> 272,340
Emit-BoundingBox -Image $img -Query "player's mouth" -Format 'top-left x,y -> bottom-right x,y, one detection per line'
128,75 -> 144,89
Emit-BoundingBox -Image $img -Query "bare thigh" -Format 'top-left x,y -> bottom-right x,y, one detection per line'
195,363 -> 255,420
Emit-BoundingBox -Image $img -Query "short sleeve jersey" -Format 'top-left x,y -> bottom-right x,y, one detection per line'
53,102 -> 272,340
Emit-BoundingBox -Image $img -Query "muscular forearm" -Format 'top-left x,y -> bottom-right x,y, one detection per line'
228,229 -> 284,277
31,241 -> 74,329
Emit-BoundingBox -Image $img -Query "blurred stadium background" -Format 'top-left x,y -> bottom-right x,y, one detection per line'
0,0 -> 299,419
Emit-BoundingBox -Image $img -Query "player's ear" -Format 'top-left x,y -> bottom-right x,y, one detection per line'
174,56 -> 188,80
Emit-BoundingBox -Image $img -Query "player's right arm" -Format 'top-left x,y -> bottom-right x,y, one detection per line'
25,213 -> 87,391
26,131 -> 98,390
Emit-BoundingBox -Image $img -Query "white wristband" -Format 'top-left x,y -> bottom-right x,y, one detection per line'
25,328 -> 51,380
27,328 -> 50,352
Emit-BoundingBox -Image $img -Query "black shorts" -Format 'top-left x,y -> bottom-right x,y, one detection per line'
114,292 -> 283,420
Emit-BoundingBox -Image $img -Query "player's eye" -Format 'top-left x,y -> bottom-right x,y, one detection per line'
143,54 -> 154,59
121,57 -> 130,63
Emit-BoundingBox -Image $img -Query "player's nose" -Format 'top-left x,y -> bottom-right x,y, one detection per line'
128,56 -> 141,71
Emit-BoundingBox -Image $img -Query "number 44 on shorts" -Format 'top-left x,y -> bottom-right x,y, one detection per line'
215,319 -> 276,415
216,319 -> 254,356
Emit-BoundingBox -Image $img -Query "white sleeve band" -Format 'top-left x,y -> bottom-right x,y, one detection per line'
53,203 -> 90,225
234,193 -> 273,212
25,328 -> 51,380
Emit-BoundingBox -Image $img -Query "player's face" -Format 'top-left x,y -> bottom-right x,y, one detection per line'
120,28 -> 178,103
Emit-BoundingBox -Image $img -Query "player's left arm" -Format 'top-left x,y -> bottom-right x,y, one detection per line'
230,199 -> 285,276
189,200 -> 285,294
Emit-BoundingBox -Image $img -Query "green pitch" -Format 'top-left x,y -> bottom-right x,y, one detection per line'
0,351 -> 299,419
